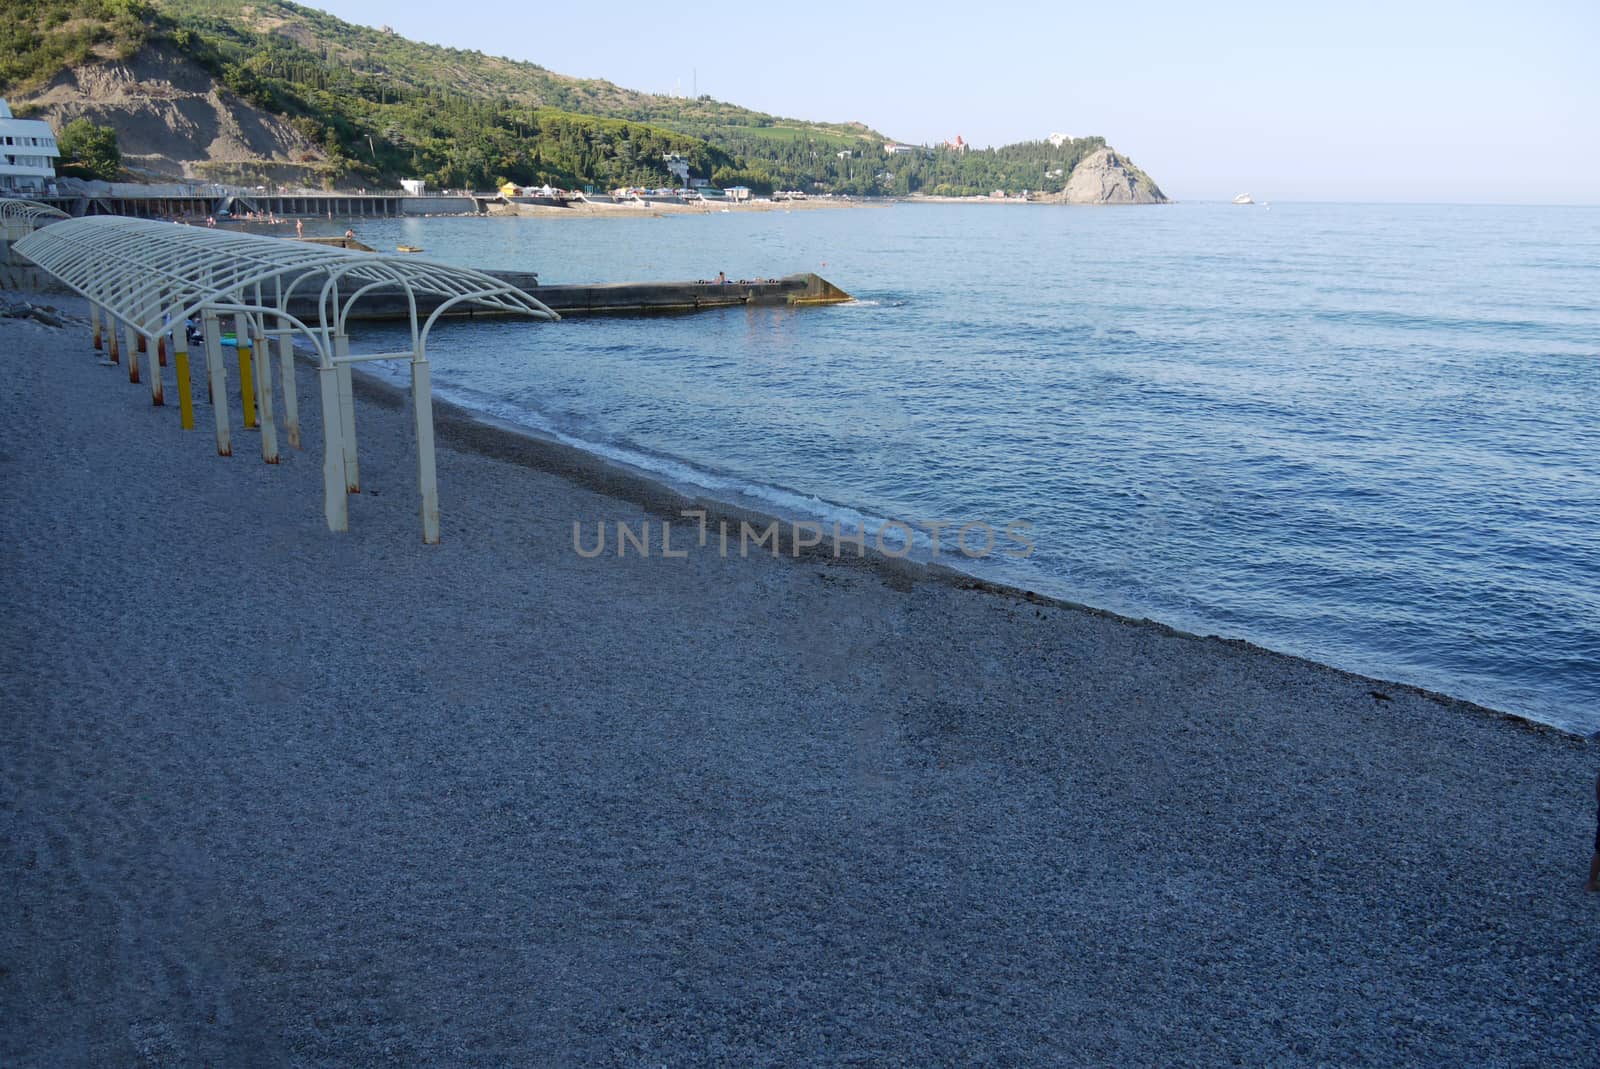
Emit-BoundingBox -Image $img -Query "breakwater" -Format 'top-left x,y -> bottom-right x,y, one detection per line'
288,272 -> 852,321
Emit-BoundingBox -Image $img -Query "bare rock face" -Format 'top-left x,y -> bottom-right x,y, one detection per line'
1058,148 -> 1167,205
16,45 -> 325,182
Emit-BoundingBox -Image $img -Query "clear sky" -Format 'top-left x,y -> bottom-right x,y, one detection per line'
307,0 -> 1598,203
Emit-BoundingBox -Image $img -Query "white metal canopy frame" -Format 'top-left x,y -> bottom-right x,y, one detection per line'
15,215 -> 559,543
0,198 -> 70,240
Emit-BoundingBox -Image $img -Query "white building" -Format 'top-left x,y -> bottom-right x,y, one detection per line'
883,143 -> 916,156
1047,132 -> 1073,149
663,153 -> 690,185
0,99 -> 60,196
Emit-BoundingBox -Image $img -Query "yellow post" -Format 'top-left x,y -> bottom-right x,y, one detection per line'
235,314 -> 257,429
174,315 -> 194,430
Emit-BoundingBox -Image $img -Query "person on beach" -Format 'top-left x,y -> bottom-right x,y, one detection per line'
716,271 -> 728,284
295,218 -> 304,238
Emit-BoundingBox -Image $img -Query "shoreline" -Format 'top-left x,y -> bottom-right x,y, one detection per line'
4,294 -> 1595,1065
4,289 -> 1575,735
367,364 -> 1566,741
67,194 -> 1183,229
486,196 -> 887,219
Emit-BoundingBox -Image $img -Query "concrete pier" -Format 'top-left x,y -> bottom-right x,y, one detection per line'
495,272 -> 852,317
279,272 -> 852,322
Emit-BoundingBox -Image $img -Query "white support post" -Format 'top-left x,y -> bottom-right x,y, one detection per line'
333,333 -> 359,493
124,323 -> 140,385
145,326 -> 164,404
148,307 -> 165,407
253,317 -> 279,464
412,356 -> 440,544
278,330 -> 300,448
202,311 -> 231,456
91,303 -> 102,352
319,363 -> 348,532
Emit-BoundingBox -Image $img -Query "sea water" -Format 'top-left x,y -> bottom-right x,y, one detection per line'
331,202 -> 1600,732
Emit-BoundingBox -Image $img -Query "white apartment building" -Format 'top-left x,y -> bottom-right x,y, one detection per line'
0,99 -> 60,195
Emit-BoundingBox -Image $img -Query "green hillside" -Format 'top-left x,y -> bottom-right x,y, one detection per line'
1,0 -> 150,88
1,0 -> 1143,196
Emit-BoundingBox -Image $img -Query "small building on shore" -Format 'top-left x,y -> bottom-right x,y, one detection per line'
0,99 -> 59,196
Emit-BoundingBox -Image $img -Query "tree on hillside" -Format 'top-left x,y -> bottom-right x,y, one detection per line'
56,118 -> 121,180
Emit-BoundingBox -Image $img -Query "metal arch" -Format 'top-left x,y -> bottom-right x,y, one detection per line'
0,199 -> 70,241
320,256 -> 556,349
1,199 -> 70,223
204,300 -> 331,364
418,283 -> 544,358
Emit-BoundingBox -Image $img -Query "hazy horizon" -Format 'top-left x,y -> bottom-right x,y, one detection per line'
302,0 -> 1595,205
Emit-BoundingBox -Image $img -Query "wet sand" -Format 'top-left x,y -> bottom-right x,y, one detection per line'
2,296 -> 1596,1067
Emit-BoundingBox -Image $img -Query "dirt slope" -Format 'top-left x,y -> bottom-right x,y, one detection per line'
17,44 -> 324,183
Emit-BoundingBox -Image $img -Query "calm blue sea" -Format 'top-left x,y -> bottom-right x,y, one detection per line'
322,203 -> 1600,732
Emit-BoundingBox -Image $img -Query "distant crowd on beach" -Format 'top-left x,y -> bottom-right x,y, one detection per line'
166,209 -> 290,228
160,213 -> 360,246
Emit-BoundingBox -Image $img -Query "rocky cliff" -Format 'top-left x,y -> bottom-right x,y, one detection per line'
1057,148 -> 1167,205
17,45 -> 325,184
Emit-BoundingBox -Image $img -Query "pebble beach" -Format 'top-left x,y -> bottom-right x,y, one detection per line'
2,296 -> 1596,1066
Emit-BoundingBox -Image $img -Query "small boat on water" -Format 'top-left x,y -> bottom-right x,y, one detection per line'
1232,192 -> 1255,205
397,244 -> 424,254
